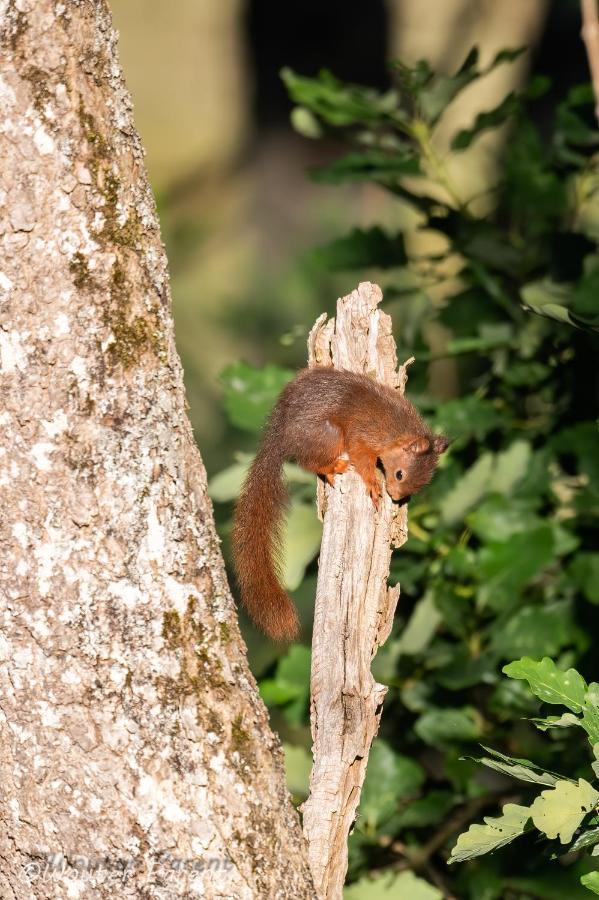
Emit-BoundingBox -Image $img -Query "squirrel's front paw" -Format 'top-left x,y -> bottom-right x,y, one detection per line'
366,479 -> 382,509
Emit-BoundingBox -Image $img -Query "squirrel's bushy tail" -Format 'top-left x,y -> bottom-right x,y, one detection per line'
232,419 -> 299,642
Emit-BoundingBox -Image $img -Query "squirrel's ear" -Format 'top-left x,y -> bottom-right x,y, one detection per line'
405,436 -> 431,455
433,435 -> 450,454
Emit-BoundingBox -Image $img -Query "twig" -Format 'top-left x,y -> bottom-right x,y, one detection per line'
301,282 -> 410,899
581,0 -> 599,123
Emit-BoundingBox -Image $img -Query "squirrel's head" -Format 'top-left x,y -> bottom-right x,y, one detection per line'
379,434 -> 449,502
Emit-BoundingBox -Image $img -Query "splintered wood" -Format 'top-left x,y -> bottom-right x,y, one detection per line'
302,282 -> 412,899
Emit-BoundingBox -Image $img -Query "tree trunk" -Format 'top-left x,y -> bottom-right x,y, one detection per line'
0,2 -> 315,898
302,284 -> 410,899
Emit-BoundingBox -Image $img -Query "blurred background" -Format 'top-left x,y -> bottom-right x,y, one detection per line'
111,2 -> 599,896
112,0 -> 583,471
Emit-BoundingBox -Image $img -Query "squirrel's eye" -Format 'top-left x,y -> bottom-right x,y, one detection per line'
395,470 -> 404,481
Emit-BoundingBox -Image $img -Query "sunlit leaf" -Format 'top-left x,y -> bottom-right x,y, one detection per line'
530,779 -> 599,843
290,106 -> 323,139
503,657 -> 587,713
345,871 -> 442,900
530,712 -> 582,732
449,803 -> 531,863
581,872 -> 599,895
582,684 -> 599,746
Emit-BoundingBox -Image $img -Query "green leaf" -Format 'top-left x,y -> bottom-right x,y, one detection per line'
282,67 -> 399,127
477,526 -> 555,609
416,46 -> 525,127
277,644 -> 310,685
488,440 -> 531,494
414,706 -> 483,749
290,106 -> 323,139
440,453 -> 494,524
570,827 -> 599,853
503,657 -> 587,713
208,454 -> 253,502
521,278 -> 571,313
434,648 -> 497,690
581,872 -> 599,896
209,458 -> 314,503
467,745 -> 558,786
467,495 -> 543,543
451,93 -> 520,151
417,47 -> 481,125
491,601 -> 579,660
359,739 -> 425,829
396,592 -> 441,657
312,149 -> 420,185
260,646 -> 311,725
582,685 -> 599,746
530,779 -> 599,843
345,871 -> 442,900
521,279 -> 599,332
530,712 -> 582,732
219,362 -> 294,432
313,227 -> 407,271
503,360 -> 550,387
570,554 -> 599,604
448,803 -> 531,863
259,679 -> 302,706
280,499 -> 321,591
393,790 -> 455,829
433,396 -> 503,443
282,743 -> 312,797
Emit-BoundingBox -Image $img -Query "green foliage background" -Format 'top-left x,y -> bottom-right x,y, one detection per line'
209,51 -> 599,898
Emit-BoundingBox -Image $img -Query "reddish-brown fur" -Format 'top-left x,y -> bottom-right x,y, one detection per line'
232,367 -> 448,640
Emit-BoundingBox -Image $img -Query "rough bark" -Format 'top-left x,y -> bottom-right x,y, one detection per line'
0,2 -> 315,898
301,283 -> 411,899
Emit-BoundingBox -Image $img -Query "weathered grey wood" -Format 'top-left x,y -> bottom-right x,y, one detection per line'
302,283 -> 412,898
0,3 -> 315,898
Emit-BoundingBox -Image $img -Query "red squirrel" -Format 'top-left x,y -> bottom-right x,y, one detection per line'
232,367 -> 449,641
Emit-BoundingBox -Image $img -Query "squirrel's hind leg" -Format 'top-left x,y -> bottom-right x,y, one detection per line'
321,456 -> 349,486
296,419 -> 346,484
